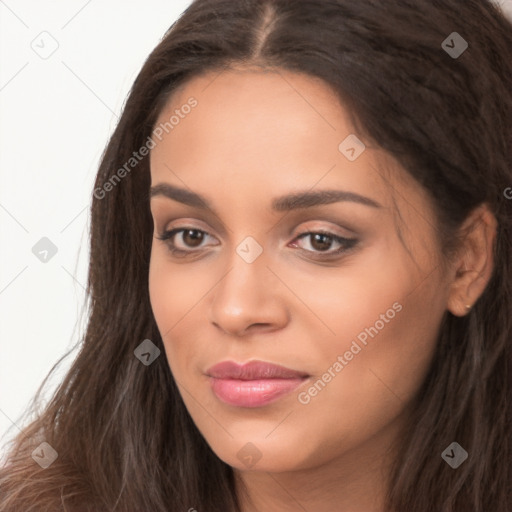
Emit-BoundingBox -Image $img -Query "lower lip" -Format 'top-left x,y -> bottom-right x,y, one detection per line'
209,377 -> 307,407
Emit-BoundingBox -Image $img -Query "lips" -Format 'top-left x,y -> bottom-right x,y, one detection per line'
207,360 -> 309,380
206,360 -> 310,407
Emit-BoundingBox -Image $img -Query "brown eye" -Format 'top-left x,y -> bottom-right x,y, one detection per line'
181,229 -> 205,247
291,231 -> 358,258
309,233 -> 334,251
156,227 -> 218,255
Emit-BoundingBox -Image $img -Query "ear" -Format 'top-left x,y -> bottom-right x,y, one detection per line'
446,203 -> 497,317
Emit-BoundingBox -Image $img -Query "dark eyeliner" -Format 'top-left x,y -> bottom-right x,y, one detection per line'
293,231 -> 359,256
156,227 -> 358,259
155,227 -> 209,256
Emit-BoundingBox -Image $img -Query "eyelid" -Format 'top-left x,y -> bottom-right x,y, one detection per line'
289,219 -> 357,239
290,230 -> 358,256
156,226 -> 219,249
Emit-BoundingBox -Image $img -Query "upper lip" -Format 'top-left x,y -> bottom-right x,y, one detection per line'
206,360 -> 309,380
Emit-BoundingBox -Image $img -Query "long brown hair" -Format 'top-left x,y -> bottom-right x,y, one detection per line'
1,1 -> 511,510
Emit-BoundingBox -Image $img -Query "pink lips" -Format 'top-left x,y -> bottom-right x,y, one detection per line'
206,360 -> 309,408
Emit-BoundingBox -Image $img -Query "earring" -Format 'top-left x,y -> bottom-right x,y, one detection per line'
465,304 -> 472,310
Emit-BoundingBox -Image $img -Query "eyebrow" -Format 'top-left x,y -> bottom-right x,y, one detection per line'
149,183 -> 382,211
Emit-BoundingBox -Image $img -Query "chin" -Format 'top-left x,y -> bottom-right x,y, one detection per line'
209,437 -> 320,474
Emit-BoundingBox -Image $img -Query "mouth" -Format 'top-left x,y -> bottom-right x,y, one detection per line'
205,360 -> 310,408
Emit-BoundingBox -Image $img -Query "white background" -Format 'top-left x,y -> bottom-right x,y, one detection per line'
1,0 -> 511,455
0,0 -> 193,456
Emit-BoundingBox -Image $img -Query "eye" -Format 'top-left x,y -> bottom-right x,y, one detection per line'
289,230 -> 358,257
156,227 -> 358,260
156,227 -> 218,256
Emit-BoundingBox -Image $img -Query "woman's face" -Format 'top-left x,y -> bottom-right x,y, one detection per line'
148,68 -> 451,473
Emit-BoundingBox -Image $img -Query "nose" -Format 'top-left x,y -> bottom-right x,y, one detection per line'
209,248 -> 290,337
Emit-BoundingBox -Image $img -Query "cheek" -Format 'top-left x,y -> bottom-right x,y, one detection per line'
300,242 -> 438,381
306,306 -> 439,465
148,250 -> 206,371
299,255 -> 442,438
149,243 -> 213,324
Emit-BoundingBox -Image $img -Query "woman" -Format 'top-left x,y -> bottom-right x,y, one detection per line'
1,0 -> 511,510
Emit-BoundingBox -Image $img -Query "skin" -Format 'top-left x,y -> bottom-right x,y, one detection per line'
148,68 -> 496,512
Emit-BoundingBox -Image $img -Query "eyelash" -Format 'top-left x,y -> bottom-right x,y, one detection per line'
156,227 -> 358,260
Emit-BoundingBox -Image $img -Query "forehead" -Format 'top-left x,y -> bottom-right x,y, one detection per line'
149,68 -> 430,219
